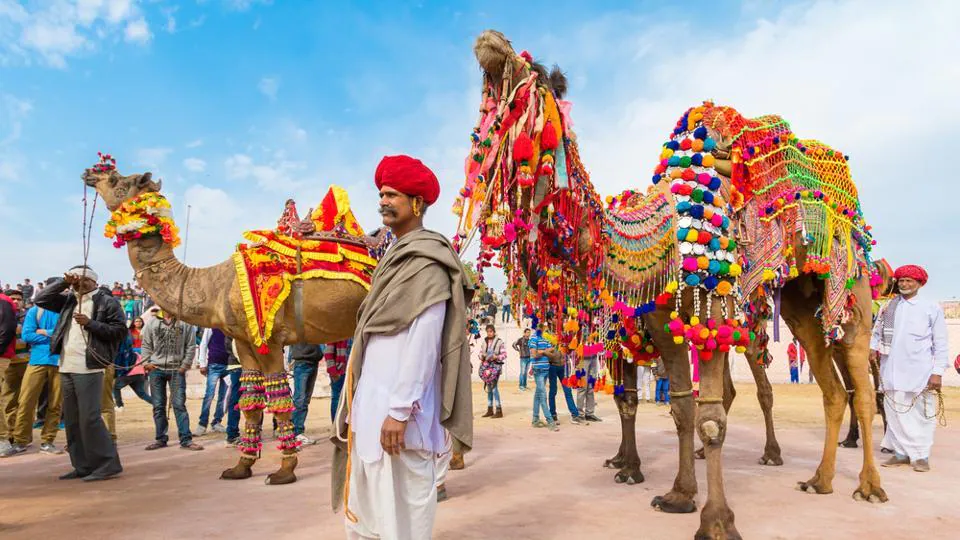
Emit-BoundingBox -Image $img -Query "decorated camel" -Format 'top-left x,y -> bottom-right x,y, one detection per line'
454,30 -> 887,539
82,155 -> 383,485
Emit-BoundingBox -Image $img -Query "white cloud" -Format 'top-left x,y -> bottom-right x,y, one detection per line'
182,157 -> 207,172
124,17 -> 151,43
134,147 -> 172,168
185,138 -> 204,148
224,153 -> 308,191
1,0 -> 150,67
258,76 -> 279,100
183,184 -> 240,226
0,94 -> 33,145
225,0 -> 273,11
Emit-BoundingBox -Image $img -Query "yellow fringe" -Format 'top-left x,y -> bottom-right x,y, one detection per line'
232,252 -> 266,348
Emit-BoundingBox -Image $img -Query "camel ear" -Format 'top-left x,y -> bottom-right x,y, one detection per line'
137,172 -> 153,188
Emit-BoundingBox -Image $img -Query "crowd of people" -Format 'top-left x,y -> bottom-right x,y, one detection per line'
0,270 -> 350,470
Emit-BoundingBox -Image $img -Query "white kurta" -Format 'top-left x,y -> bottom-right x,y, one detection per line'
871,294 -> 948,460
346,301 -> 447,540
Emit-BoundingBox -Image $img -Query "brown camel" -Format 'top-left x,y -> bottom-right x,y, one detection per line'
457,30 -> 886,539
82,165 -> 371,485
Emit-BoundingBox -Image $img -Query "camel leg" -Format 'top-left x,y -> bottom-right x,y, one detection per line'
843,282 -> 887,503
781,288 -> 844,495
263,367 -> 299,486
612,364 -> 644,485
695,350 -> 741,540
744,354 -> 783,465
836,359 -> 860,448
222,341 -> 268,480
604,357 -> 628,470
604,410 -> 628,469
696,358 -> 737,461
647,312 -> 698,514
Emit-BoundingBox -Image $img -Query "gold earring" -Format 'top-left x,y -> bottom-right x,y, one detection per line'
413,200 -> 422,217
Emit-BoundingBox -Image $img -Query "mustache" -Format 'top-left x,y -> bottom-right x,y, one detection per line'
378,206 -> 397,216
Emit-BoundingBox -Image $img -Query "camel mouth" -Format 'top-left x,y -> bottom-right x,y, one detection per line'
474,29 -> 514,78
82,169 -> 98,187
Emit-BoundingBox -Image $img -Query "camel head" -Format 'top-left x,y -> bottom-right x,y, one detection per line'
82,160 -> 162,211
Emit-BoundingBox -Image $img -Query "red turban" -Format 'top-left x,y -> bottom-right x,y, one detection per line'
894,265 -> 928,285
374,155 -> 440,205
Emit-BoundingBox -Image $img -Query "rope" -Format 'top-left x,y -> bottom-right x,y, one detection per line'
871,356 -> 946,426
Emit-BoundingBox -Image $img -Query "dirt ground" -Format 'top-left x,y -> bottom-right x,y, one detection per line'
1,372 -> 959,539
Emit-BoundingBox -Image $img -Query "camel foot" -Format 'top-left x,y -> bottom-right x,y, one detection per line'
695,501 -> 740,540
853,481 -> 888,504
614,464 -> 644,485
796,476 -> 833,495
449,452 -> 465,470
651,491 -> 697,514
220,457 -> 255,480
838,439 -> 859,449
694,447 -> 705,460
265,456 -> 298,486
757,451 -> 783,466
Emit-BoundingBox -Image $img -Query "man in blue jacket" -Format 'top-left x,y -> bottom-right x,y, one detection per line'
5,300 -> 62,456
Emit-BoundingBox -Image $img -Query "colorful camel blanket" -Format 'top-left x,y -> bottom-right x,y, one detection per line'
233,186 -> 376,352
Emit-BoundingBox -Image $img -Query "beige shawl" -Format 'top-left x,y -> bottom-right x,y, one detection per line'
331,227 -> 474,511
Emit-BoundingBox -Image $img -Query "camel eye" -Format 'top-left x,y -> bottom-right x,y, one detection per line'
109,176 -> 119,186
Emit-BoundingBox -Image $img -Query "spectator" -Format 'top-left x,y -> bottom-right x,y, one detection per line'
478,324 -> 506,418
500,291 -> 511,323
577,346 -> 602,423
512,328 -> 532,391
528,329 -> 558,432
0,289 -> 27,455
324,339 -> 350,422
142,310 -> 203,451
547,348 -> 586,425
196,328 -> 235,435
6,298 -> 63,456
787,339 -> 804,384
113,322 -> 152,409
19,279 -> 34,305
654,361 -> 670,405
32,267 -> 124,480
289,342 -> 323,445
196,328 -> 241,445
638,360 -> 653,403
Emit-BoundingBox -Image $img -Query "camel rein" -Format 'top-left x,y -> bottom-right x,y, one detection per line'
870,356 -> 946,427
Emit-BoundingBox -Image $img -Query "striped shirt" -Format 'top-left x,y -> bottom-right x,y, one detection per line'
527,335 -> 552,369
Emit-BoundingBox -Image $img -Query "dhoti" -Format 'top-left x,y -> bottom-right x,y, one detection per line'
345,446 -> 438,540
882,390 -> 937,461
435,431 -> 452,488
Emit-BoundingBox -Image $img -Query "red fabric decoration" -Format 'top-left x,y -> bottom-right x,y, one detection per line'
513,133 -> 534,162
374,155 -> 440,205
894,264 -> 928,285
540,121 -> 559,150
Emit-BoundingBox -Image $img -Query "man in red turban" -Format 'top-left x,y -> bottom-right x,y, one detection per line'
373,155 -> 440,238
871,263 -> 946,473
334,154 -> 474,539
893,264 -> 928,286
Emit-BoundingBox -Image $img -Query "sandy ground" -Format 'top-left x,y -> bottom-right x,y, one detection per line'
2,318 -> 959,539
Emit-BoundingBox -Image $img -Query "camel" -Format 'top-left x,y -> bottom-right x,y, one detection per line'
455,30 -> 886,539
82,162 -> 373,485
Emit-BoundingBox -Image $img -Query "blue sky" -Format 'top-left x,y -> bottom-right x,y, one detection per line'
1,0 -> 958,300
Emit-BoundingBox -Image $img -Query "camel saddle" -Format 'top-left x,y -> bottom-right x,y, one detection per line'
234,186 -> 376,353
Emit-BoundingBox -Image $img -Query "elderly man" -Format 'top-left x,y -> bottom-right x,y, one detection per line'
31,266 -> 125,480
332,155 -> 474,540
871,265 -> 948,472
